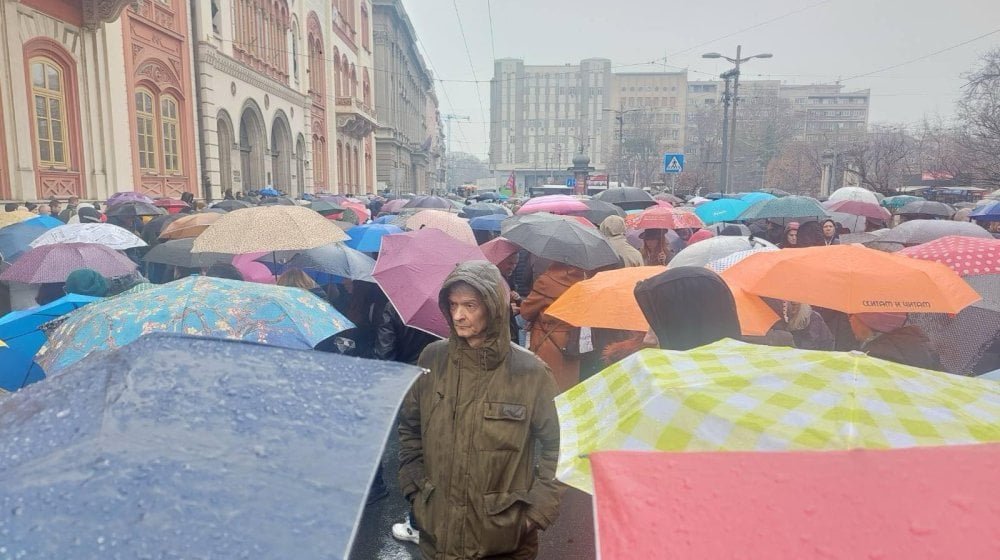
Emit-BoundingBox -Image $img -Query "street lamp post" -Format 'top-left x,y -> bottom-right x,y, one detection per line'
604,106 -> 640,188
703,46 -> 772,193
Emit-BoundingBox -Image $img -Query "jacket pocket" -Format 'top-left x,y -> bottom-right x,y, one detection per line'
411,480 -> 437,545
480,491 -> 530,556
479,402 -> 528,451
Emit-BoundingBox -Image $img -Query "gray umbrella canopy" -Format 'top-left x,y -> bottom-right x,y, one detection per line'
898,200 -> 955,218
502,213 -> 620,271
879,220 -> 993,246
283,243 -> 377,281
594,187 -> 656,210
142,237 -> 231,268
670,236 -> 777,268
573,199 -> 627,225
909,275 -> 1000,376
738,196 -> 830,221
459,202 -> 509,219
0,333 -> 421,559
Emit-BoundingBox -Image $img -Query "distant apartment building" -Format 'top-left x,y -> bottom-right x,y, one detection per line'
609,72 -> 688,152
490,58 -> 612,189
779,84 -> 870,141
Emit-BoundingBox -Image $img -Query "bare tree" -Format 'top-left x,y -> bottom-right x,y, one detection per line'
841,125 -> 914,195
682,104 -> 723,192
765,140 -> 822,195
446,152 -> 490,188
957,48 -> 1000,186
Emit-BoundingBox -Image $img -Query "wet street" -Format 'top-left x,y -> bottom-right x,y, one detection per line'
349,429 -> 596,560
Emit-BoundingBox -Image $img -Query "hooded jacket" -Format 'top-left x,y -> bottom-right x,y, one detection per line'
520,263 -> 587,392
634,267 -> 741,351
598,216 -> 644,267
399,261 -> 563,559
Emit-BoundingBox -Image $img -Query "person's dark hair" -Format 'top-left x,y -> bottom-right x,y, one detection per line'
4,203 -> 17,212
204,263 -> 244,281
634,267 -> 741,351
25,202 -> 37,212
35,283 -> 65,306
796,220 -> 825,247
720,225 -> 744,236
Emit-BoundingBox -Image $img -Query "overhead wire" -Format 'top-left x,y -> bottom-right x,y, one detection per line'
841,28 -> 1000,82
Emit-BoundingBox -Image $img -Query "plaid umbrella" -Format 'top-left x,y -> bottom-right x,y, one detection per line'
738,196 -> 829,221
556,339 -> 1000,493
0,243 -> 137,283
405,209 -> 477,245
29,223 -> 147,251
153,198 -> 190,214
191,206 -> 348,254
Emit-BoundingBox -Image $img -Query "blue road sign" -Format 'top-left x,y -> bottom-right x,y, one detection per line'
664,153 -> 685,174
566,177 -> 577,187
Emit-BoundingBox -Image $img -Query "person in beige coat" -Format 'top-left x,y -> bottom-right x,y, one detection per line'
598,215 -> 644,267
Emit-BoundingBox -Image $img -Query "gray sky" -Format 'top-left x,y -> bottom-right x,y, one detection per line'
403,0 -> 1000,159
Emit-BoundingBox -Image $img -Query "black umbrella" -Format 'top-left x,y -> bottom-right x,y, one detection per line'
105,201 -> 166,218
142,238 -> 231,268
402,195 -> 455,210
594,187 -> 656,210
213,199 -> 253,211
258,196 -> 297,206
475,191 -> 501,201
501,213 -> 620,270
0,333 -> 420,559
140,213 -> 183,246
573,199 -> 626,225
310,200 -> 346,215
459,202 -> 508,219
898,200 -> 955,219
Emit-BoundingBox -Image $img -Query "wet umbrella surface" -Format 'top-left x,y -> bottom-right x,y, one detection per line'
0,334 -> 422,559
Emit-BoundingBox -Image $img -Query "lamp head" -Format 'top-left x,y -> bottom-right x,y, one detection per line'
702,52 -> 722,59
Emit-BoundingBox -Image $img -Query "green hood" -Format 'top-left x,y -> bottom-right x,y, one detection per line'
437,260 -> 511,369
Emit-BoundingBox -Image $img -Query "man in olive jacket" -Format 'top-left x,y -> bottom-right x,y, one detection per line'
398,261 -> 564,559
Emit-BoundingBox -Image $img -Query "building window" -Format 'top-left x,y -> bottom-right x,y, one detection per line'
161,95 -> 181,174
135,89 -> 157,171
361,5 -> 370,50
30,58 -> 69,166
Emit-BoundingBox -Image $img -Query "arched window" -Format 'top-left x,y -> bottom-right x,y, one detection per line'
363,69 -> 371,106
337,141 -> 344,188
351,64 -> 358,98
361,6 -> 370,50
341,55 -> 350,97
332,47 -> 341,96
291,20 -> 299,81
234,0 -> 289,84
135,89 -> 157,171
30,58 -> 69,166
161,95 -> 181,174
353,146 -> 360,188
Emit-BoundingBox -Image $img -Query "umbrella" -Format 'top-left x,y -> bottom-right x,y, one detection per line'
898,200 -> 954,219
212,199 -> 253,211
515,195 -> 590,215
258,186 -> 281,196
36,276 -> 354,372
878,219 -> 993,246
1,333 -> 419,558
0,209 -> 37,227
634,206 -> 705,230
737,192 -> 777,205
233,252 -> 277,284
142,238 -> 231,269
758,187 -> 791,197
372,228 -> 485,337
460,202 -> 509,219
140,213 -> 183,245
827,211 -> 868,233
402,195 -> 453,210
595,187 -> 656,210
469,214 -> 506,232
501,212 -> 620,271
107,191 -> 154,206
309,200 -> 346,215
158,212 -> 222,240
705,246 -> 780,273
693,198 -> 751,225
258,196 -> 297,206
954,207 -> 974,222
0,293 -> 100,360
704,222 -> 751,236
571,199 -> 626,225
405,209 -> 477,245
153,198 -> 190,214
822,199 -> 891,221
590,446 -> 1000,560
104,201 -> 165,218
479,237 -> 519,266
909,275 -> 1000,375
721,244 -> 980,314
0,217 -> 62,262
544,265 -> 778,337
271,243 -> 376,282
669,236 -> 777,268
738,196 -> 829,221
654,193 -> 684,204
0,243 -> 137,284
346,223 -> 403,252
898,236 -> 1000,276
970,201 -> 1000,222
0,340 -> 45,392
191,206 -> 348,254
555,338 -> 1000,493
377,198 -> 407,214
339,201 -> 371,224
29,222 -> 147,250
827,186 -> 880,205
881,195 -> 924,211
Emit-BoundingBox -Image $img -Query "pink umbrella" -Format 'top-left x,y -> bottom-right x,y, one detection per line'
0,242 -> 137,283
633,206 -> 705,230
373,228 -> 486,337
405,209 -> 477,245
379,199 -> 408,215
822,199 -> 891,221
107,191 -> 154,206
480,237 -> 519,266
232,252 -> 276,284
515,195 -> 589,215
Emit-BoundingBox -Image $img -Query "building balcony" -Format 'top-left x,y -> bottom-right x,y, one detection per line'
335,96 -> 378,139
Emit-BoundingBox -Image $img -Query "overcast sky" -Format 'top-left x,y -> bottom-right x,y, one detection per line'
402,0 -> 1000,159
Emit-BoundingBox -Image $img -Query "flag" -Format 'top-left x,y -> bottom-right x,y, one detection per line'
505,171 -> 516,196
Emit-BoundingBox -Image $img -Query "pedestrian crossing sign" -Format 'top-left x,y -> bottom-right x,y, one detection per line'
664,153 -> 684,174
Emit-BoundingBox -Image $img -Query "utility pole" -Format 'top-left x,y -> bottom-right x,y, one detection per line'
718,71 -> 734,194
603,105 -> 640,188
442,113 -> 470,193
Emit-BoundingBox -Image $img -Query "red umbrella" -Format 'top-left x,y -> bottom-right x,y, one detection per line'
592,446 -> 1000,559
822,199 -> 891,221
373,228 -> 486,337
153,198 -> 191,215
633,206 -> 705,230
515,195 -> 589,215
898,236 -> 1000,276
0,242 -> 137,283
480,237 -> 519,266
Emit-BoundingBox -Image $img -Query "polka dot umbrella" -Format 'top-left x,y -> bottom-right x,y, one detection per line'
897,236 -> 1000,276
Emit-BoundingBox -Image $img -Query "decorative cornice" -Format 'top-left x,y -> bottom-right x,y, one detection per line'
199,44 -> 308,107
82,0 -> 133,28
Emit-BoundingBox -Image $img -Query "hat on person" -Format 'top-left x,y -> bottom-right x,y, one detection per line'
855,312 -> 907,333
787,221 -> 800,230
639,228 -> 667,240
64,268 -> 108,297
78,207 -> 102,223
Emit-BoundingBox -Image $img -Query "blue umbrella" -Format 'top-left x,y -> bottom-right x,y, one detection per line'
695,198 -> 752,224
970,201 -> 1000,222
0,294 -> 100,362
259,187 -> 280,196
36,276 -> 354,373
0,333 -> 421,559
372,214 -> 398,225
739,192 -> 778,205
345,223 -> 403,252
0,216 -> 63,262
469,214 -> 507,232
0,342 -> 44,392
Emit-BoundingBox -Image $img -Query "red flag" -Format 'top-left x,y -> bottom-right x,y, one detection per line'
505,171 -> 516,196
592,447 -> 1000,559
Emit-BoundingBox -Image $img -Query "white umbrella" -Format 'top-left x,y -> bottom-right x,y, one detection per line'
670,236 -> 776,268
827,187 -> 879,205
29,223 -> 147,250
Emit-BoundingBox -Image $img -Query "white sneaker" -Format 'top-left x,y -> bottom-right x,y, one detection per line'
392,519 -> 420,544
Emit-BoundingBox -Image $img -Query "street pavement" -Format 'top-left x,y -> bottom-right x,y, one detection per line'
349,429 -> 596,560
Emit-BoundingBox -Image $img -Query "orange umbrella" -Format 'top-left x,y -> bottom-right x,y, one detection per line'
721,244 -> 980,314
159,212 -> 221,240
545,266 -> 778,336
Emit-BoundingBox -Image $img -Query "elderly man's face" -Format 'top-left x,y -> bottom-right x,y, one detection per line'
37,204 -> 51,215
448,284 -> 489,347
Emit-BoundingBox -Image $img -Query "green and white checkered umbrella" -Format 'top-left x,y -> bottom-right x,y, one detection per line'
556,339 -> 1000,493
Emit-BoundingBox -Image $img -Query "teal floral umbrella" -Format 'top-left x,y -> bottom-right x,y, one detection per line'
36,276 -> 353,374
